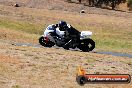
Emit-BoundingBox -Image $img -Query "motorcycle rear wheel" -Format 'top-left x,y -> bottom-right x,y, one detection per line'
79,39 -> 95,52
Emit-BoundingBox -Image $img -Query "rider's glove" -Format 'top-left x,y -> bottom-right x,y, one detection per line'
55,24 -> 58,28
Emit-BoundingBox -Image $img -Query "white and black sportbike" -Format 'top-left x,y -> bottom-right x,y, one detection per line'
39,27 -> 95,52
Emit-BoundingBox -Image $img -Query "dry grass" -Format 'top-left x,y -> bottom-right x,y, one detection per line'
0,2 -> 132,88
0,28 -> 39,44
0,54 -> 20,64
0,5 -> 132,53
0,43 -> 132,88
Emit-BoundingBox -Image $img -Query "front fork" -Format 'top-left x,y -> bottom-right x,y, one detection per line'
46,34 -> 56,43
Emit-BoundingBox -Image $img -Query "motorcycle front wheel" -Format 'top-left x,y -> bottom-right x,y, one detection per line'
39,36 -> 54,47
79,39 -> 95,52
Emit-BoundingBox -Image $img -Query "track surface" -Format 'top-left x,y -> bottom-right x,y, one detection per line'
14,42 -> 132,58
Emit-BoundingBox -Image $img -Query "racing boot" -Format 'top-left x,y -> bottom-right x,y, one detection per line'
63,39 -> 72,50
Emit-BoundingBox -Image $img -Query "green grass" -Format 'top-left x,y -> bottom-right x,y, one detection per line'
0,19 -> 44,35
73,19 -> 132,52
75,24 -> 132,53
127,0 -> 132,10
11,85 -> 21,88
93,29 -> 132,53
0,17 -> 131,53
127,0 -> 132,5
95,38 -> 132,52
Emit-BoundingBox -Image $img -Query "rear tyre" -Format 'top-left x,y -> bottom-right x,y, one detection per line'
79,39 -> 95,52
39,36 -> 54,47
63,45 -> 69,50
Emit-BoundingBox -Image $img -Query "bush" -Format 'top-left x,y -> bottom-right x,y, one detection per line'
127,0 -> 132,10
127,0 -> 132,5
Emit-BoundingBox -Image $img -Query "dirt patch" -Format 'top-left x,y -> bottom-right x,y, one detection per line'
0,40 -> 132,88
0,42 -> 132,88
0,0 -> 132,18
0,54 -> 21,64
0,1 -> 131,88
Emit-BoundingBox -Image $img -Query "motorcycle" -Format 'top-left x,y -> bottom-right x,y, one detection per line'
39,28 -> 95,52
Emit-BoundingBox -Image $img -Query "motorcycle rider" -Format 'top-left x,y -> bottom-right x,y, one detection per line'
44,24 -> 57,37
58,21 -> 80,49
44,21 -> 80,49
44,23 -> 66,46
40,21 -> 95,51
44,24 -> 65,39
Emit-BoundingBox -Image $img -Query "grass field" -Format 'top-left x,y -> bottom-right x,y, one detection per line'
0,6 -> 132,53
0,3 -> 132,88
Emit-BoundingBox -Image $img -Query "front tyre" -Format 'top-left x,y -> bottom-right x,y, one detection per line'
79,39 -> 95,52
39,36 -> 54,47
